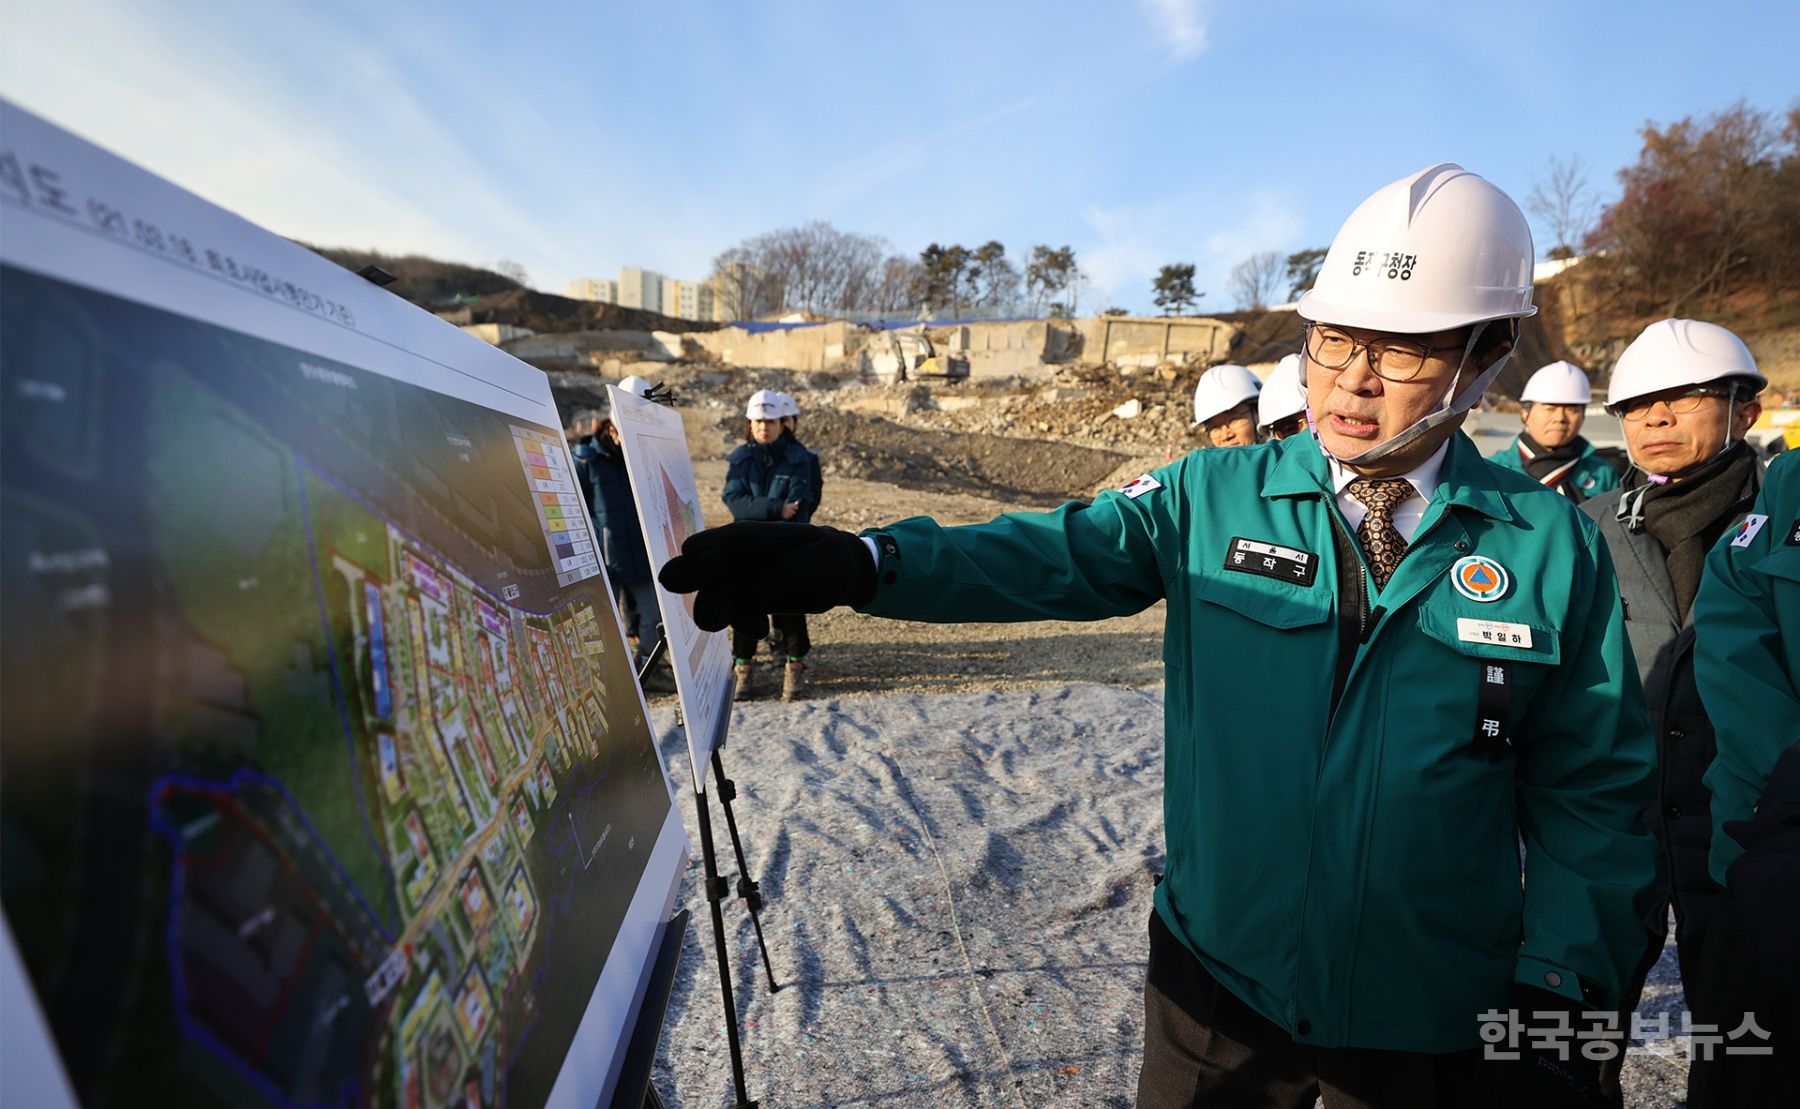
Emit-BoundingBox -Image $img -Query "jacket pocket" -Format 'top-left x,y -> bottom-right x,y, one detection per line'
1414,607 -> 1562,666
1193,569 -> 1333,629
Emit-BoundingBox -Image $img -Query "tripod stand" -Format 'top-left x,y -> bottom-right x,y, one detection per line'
636,640 -> 780,1108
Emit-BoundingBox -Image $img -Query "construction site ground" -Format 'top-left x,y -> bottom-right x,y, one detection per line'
628,363 -> 1194,699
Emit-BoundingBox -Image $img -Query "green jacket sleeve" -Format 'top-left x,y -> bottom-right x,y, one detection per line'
855,475 -> 1177,623
1695,454 -> 1800,885
1512,523 -> 1659,1008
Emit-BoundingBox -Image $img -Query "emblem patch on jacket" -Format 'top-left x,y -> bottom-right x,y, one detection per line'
1224,537 -> 1317,586
1450,555 -> 1510,602
1788,519 -> 1800,546
1729,513 -> 1768,549
1120,474 -> 1161,499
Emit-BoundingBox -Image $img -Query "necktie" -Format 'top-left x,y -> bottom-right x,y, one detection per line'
1347,477 -> 1413,590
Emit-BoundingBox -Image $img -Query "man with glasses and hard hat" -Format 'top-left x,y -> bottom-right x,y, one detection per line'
1579,318 -> 1768,1107
1191,363 -> 1264,447
1488,360 -> 1621,503
1257,352 -> 1310,441
658,164 -> 1656,1108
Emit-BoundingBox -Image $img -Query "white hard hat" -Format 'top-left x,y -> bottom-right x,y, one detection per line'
1604,319 -> 1766,413
619,375 -> 654,398
745,389 -> 783,420
1192,364 -> 1262,426
1297,163 -> 1536,335
1257,354 -> 1307,430
773,392 -> 800,418
1519,361 -> 1592,406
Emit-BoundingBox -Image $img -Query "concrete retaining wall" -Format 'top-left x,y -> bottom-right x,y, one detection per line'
1080,316 -> 1237,368
689,322 -> 853,371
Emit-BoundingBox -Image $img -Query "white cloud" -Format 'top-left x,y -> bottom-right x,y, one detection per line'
1140,0 -> 1212,60
0,2 -> 619,291
1078,187 -> 1303,312
806,96 -> 1039,216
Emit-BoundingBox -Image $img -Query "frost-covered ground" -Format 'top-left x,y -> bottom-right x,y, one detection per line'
647,685 -> 1690,1108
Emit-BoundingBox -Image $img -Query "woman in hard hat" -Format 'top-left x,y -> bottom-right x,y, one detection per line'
1488,361 -> 1620,502
1580,318 -> 1767,1106
723,389 -> 823,701
1191,363 -> 1263,447
665,164 -> 1654,1105
1255,353 -> 1309,441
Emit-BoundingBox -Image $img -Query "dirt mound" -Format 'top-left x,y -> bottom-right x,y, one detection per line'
712,407 -> 1133,508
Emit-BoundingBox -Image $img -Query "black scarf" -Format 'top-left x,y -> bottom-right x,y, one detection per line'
1516,431 -> 1588,484
1622,441 -> 1761,622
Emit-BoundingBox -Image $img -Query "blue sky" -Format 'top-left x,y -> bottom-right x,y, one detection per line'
3,0 -> 1795,314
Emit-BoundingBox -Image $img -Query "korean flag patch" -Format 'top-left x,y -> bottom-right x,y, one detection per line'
1120,473 -> 1162,500
1730,513 -> 1769,549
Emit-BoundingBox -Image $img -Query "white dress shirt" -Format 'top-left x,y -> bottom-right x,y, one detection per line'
1328,439 -> 1449,543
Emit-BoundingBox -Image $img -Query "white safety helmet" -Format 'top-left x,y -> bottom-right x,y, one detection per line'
745,389 -> 783,420
1296,163 -> 1537,464
619,374 -> 654,398
1192,364 -> 1262,426
773,392 -> 801,419
1604,319 -> 1766,414
1519,361 -> 1592,406
1257,354 -> 1307,431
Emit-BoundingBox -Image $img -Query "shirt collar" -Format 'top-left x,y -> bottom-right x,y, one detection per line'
1327,438 -> 1450,502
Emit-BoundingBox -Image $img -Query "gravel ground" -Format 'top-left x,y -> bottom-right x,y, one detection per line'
645,686 -> 1692,1108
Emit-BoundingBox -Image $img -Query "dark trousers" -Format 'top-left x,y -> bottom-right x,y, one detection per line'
1136,911 -> 1479,1109
731,612 -> 809,661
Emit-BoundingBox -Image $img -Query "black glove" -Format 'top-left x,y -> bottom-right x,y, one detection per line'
1480,986 -> 1613,1108
657,522 -> 876,632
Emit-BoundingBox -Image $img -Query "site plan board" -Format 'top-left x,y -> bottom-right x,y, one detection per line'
0,100 -> 687,1109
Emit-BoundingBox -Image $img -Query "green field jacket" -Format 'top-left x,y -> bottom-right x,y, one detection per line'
1487,434 -> 1621,501
1695,450 -> 1800,884
858,431 -> 1656,1051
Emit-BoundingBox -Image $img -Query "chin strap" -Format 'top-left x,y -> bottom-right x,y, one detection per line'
1308,320 -> 1516,467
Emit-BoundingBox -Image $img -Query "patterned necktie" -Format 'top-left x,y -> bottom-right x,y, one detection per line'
1347,477 -> 1413,590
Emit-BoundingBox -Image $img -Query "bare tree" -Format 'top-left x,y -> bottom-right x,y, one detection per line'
870,254 -> 923,314
708,221 -> 897,317
1529,156 -> 1599,260
1228,250 -> 1284,311
493,259 -> 530,287
1587,100 -> 1798,315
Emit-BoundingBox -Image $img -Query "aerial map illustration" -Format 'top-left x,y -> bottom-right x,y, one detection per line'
0,266 -> 675,1108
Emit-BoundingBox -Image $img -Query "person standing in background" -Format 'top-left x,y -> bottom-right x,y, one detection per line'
1489,360 -> 1620,503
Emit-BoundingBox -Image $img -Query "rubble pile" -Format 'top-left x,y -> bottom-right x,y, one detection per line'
551,358 -> 1221,503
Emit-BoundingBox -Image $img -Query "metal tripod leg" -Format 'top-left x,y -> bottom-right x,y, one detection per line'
711,748 -> 781,994
696,786 -> 758,1108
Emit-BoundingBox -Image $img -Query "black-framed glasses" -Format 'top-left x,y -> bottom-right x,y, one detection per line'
1303,323 -> 1466,383
1615,387 -> 1732,422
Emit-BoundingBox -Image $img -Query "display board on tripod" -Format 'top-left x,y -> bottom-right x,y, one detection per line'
0,100 -> 689,1109
607,385 -> 735,790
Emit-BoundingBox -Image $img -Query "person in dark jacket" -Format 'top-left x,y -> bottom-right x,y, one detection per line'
724,389 -> 821,701
1581,318 -> 1766,1107
1689,451 -> 1800,1105
567,397 -> 669,687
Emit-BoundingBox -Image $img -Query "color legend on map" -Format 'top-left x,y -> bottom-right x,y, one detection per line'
510,427 -> 600,587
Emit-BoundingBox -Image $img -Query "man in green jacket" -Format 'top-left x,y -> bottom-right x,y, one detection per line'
1688,450 -> 1800,1104
662,165 -> 1657,1108
1487,360 -> 1622,503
